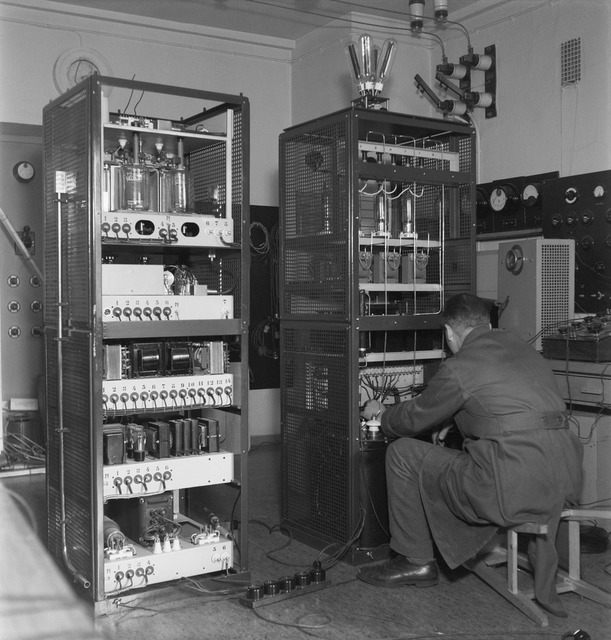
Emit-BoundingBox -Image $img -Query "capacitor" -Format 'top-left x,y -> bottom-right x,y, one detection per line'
309,560 -> 326,584
246,583 -> 264,601
294,571 -> 311,587
278,575 -> 296,592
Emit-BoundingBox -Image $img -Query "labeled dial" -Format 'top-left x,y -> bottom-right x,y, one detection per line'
489,184 -> 518,213
521,183 -> 541,207
593,185 -> 606,199
564,187 -> 579,204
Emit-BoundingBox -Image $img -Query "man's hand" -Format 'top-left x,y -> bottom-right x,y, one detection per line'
432,424 -> 452,446
361,399 -> 385,421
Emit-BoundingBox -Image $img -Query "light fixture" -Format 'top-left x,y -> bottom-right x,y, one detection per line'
345,34 -> 397,108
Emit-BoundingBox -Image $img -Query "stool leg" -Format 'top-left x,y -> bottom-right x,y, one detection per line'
556,518 -> 611,607
465,530 -> 550,628
568,520 -> 580,580
507,530 -> 519,594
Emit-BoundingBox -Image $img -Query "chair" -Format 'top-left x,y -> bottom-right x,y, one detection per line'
464,508 -> 611,627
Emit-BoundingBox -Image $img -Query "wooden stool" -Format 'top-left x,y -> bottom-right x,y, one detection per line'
465,509 -> 611,627
464,522 -> 551,626
556,508 -> 611,607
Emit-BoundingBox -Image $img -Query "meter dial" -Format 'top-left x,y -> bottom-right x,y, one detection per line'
564,187 -> 579,204
521,183 -> 541,207
489,185 -> 518,213
13,161 -> 35,183
593,185 -> 606,199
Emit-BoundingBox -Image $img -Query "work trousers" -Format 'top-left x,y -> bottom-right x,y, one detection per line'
386,437 -> 460,563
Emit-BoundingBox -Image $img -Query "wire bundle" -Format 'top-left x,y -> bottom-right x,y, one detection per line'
1,432 -> 45,469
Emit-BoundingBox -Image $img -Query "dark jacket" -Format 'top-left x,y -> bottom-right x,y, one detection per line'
380,326 -> 583,575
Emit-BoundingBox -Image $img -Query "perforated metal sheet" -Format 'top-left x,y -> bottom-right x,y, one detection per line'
280,324 -> 353,543
280,115 -> 350,319
44,85 -> 95,586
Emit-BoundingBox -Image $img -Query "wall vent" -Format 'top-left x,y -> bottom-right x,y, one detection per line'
561,37 -> 581,86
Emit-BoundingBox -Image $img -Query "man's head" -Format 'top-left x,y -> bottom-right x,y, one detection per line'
440,294 -> 492,354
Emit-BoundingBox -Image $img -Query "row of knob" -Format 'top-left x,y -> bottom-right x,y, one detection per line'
101,221 -> 231,240
105,305 -> 173,320
103,386 -> 232,412
112,470 -> 172,493
549,210 -> 611,228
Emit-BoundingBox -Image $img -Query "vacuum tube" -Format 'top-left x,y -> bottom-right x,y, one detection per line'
400,194 -> 417,238
374,183 -> 390,237
168,138 -> 193,213
121,132 -> 150,211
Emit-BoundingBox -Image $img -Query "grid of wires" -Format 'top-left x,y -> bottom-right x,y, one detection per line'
359,370 -> 420,405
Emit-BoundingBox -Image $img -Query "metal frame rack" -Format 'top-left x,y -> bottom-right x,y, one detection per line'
279,107 -> 475,561
43,76 -> 250,610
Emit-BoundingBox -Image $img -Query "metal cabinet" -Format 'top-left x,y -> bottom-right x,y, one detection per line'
279,107 -> 475,560
43,76 -> 250,608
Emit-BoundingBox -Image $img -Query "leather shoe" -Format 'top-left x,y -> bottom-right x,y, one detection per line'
357,555 -> 438,588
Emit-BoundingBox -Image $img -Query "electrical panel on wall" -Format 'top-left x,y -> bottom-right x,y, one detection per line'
43,76 -> 250,610
542,169 -> 611,314
476,171 -> 558,238
0,125 -> 46,471
0,127 -> 44,403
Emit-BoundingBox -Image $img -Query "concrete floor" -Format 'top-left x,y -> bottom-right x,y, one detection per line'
2,442 -> 611,640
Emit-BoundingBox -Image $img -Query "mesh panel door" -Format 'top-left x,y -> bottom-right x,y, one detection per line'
280,323 -> 355,544
43,84 -> 96,590
280,114 -> 351,320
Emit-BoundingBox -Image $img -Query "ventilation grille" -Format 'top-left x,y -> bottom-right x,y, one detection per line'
561,37 -> 581,86
541,242 -> 573,336
280,323 -> 352,544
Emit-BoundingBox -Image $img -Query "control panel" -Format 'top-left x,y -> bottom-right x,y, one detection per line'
103,512 -> 233,594
476,171 -> 558,238
101,210 -> 233,247
103,373 -> 233,413
542,169 -> 611,314
102,295 -> 233,322
103,453 -> 233,498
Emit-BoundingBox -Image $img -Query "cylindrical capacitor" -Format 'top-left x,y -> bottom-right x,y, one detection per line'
279,575 -> 296,592
263,580 -> 279,596
309,560 -> 326,584
246,583 -> 264,601
294,571 -> 311,588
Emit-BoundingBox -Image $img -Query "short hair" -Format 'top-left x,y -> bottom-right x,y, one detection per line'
440,294 -> 492,333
